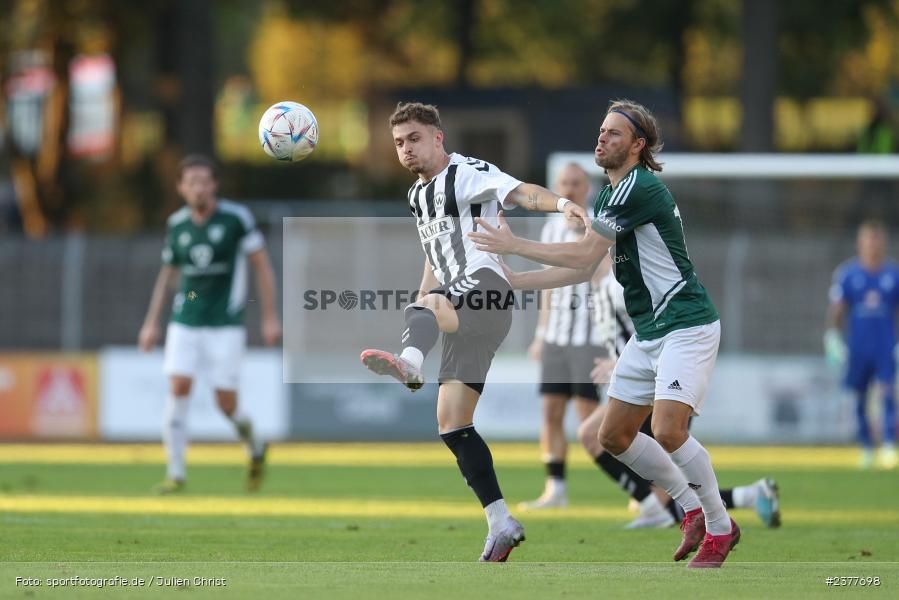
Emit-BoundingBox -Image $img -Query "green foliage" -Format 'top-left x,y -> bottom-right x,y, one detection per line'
778,0 -> 896,98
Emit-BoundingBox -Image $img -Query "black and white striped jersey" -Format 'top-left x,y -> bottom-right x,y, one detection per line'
408,153 -> 522,286
540,213 -> 603,347
592,271 -> 636,357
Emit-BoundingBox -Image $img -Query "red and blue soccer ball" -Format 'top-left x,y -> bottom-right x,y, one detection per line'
258,101 -> 319,162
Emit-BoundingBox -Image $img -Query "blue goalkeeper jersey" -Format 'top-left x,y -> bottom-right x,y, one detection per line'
830,258 -> 899,357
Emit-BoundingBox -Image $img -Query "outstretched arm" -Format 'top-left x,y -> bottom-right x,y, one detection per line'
496,254 -> 604,290
469,211 -> 612,270
504,183 -> 590,225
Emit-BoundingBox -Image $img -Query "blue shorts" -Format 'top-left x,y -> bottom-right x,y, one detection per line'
845,351 -> 896,392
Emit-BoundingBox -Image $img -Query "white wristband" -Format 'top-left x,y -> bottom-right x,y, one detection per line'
557,197 -> 572,212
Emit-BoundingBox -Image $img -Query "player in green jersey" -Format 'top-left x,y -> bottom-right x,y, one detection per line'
138,155 -> 281,494
468,100 -> 739,568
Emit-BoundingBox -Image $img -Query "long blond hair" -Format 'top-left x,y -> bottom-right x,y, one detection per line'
607,100 -> 664,172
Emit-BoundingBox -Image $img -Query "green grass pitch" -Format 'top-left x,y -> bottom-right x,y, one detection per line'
0,443 -> 896,598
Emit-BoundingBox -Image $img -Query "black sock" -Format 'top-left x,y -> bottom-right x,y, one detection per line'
402,305 -> 439,358
667,498 -> 685,523
546,460 -> 566,480
595,450 -> 652,502
719,488 -> 735,509
440,426 -> 503,508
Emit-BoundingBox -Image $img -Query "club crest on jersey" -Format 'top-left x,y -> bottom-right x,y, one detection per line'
189,244 -> 214,268
208,224 -> 225,244
434,192 -> 446,209
864,289 -> 882,308
418,216 -> 455,244
178,232 -> 192,247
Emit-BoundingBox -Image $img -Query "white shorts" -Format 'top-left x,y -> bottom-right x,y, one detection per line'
163,323 -> 246,390
607,321 -> 720,416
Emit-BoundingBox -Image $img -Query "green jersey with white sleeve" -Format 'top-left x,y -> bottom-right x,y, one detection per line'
162,200 -> 264,327
591,165 -> 718,341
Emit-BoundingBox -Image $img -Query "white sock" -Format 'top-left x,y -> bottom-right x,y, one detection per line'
639,492 -> 665,514
546,477 -> 567,496
229,405 -> 265,457
614,433 -> 701,512
399,347 -> 424,370
732,483 -> 758,509
484,498 -> 511,533
670,436 -> 730,535
163,394 -> 189,481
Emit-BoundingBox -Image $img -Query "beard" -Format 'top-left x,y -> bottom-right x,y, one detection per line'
190,196 -> 212,212
596,146 -> 630,170
403,156 -> 424,174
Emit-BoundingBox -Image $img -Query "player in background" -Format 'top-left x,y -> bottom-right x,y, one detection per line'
579,268 -> 781,528
138,154 -> 282,494
519,163 -> 606,510
360,102 -> 588,562
826,220 -> 898,470
469,100 -> 739,568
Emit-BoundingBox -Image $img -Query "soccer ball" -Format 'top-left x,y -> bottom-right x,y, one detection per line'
258,101 -> 319,162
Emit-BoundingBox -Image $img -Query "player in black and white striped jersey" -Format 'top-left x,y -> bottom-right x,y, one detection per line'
361,102 -> 589,562
407,151 -> 516,287
592,267 -> 636,359
518,163 -> 609,511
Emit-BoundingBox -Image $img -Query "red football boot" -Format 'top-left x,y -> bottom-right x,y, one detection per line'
688,519 -> 741,569
673,508 -> 706,561
360,349 -> 425,391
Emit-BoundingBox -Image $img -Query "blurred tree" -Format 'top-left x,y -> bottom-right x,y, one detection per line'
683,2 -> 741,97
465,0 -> 719,110
835,1 -> 899,98
454,0 -> 476,87
739,0 -> 896,151
213,0 -> 264,88
271,0 -> 692,89
779,0 -> 895,100
6,0 -> 899,231
1,0 -> 220,231
3,0 -> 78,235
739,0 -> 777,152
155,0 -> 215,157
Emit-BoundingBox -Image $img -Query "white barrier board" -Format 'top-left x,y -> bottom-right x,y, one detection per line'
99,347 -> 288,441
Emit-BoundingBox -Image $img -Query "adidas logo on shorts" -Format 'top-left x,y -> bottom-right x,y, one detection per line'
667,380 -> 682,391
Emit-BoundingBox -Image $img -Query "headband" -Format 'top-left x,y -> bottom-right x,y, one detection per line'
611,109 -> 648,140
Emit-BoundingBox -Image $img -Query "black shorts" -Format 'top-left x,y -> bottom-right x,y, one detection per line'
428,268 -> 514,395
539,342 -> 603,401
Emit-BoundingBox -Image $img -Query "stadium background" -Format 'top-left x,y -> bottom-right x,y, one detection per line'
1,1 -> 899,597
